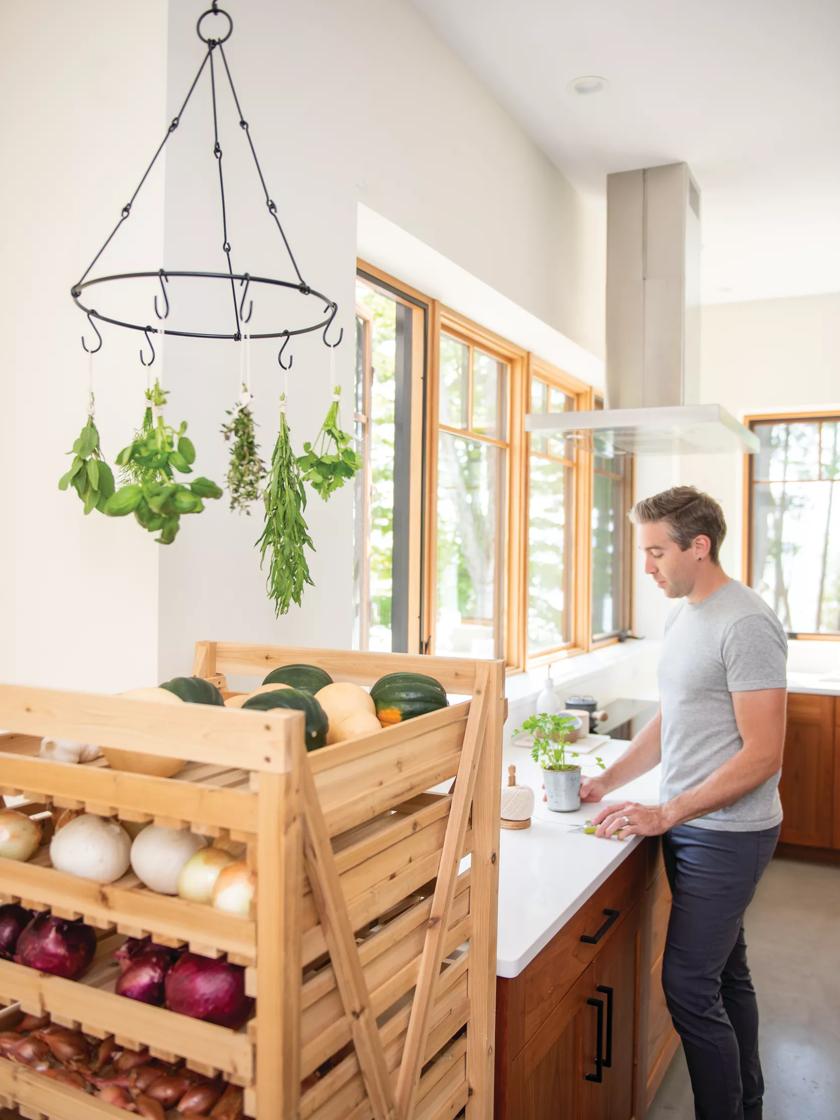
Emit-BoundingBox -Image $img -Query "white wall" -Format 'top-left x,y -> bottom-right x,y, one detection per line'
0,2 -> 167,689
156,0 -> 607,677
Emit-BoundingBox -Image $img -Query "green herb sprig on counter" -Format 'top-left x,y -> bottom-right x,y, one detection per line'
257,398 -> 314,615
297,386 -> 362,500
221,389 -> 266,514
58,408 -> 116,515
104,380 -> 222,544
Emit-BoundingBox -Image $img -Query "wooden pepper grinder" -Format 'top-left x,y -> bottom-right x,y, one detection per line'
500,764 -> 534,830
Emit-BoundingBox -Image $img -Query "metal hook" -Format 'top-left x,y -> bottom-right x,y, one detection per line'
277,332 -> 294,371
81,311 -> 103,354
322,302 -> 343,349
139,326 -> 157,367
238,274 -> 253,323
154,269 -> 170,320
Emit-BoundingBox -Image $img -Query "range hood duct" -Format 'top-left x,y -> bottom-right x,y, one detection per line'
526,162 -> 758,456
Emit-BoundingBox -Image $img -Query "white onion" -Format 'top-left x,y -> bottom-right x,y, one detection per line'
212,861 -> 256,917
177,847 -> 236,904
130,826 -> 206,895
49,814 -> 131,884
39,737 -> 101,764
0,810 -> 42,862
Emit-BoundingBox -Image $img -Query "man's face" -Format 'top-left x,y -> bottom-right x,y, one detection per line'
638,520 -> 701,599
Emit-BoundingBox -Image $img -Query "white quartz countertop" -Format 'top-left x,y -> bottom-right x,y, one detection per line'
496,737 -> 660,979
786,670 -> 840,696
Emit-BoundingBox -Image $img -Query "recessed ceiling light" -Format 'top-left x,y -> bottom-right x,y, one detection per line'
568,75 -> 608,96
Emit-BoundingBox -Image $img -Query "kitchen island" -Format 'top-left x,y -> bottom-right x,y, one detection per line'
495,738 -> 678,1120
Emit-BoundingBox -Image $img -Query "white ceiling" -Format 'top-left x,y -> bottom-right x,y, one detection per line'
409,0 -> 840,305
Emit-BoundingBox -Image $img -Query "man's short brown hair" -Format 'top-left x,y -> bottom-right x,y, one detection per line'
630,486 -> 727,563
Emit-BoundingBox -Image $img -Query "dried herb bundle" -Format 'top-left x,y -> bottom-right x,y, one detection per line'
58,407 -> 115,515
257,399 -> 314,616
221,390 -> 266,514
297,386 -> 362,500
104,381 -> 222,544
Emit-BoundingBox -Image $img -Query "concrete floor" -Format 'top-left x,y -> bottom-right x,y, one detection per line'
646,856 -> 840,1120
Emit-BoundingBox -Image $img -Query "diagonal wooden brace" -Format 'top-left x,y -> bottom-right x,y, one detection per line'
301,759 -> 397,1120
395,661 -> 491,1117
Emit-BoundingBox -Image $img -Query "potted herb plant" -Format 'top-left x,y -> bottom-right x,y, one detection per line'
515,712 -> 605,812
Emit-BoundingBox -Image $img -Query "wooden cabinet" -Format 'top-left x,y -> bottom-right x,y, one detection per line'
779,693 -> 836,849
495,844 -> 645,1120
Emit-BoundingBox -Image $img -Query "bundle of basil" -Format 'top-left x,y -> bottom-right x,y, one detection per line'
58,408 -> 116,514
104,381 -> 222,544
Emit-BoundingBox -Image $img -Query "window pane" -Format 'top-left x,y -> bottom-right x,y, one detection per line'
751,478 -> 840,633
440,334 -> 468,428
473,350 -> 505,437
354,281 -> 397,651
527,455 -> 573,653
821,421 -> 840,479
547,387 -> 574,460
435,433 -> 504,658
352,313 -> 369,651
755,421 -> 820,481
592,465 -> 627,639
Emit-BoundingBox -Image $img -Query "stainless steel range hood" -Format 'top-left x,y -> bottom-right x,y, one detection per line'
526,162 -> 758,456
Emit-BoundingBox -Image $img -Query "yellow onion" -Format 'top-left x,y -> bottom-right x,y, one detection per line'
177,847 -> 236,904
212,861 -> 256,918
0,810 -> 42,862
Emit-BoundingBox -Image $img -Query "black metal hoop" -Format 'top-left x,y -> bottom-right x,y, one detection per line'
196,7 -> 233,44
71,271 -> 336,342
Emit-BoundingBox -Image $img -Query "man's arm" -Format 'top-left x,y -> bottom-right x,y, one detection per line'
594,688 -> 786,837
580,709 -> 661,801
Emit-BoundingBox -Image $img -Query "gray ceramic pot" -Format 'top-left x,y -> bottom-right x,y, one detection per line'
543,765 -> 581,812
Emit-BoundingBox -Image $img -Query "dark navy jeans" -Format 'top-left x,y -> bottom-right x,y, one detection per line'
661,823 -> 780,1120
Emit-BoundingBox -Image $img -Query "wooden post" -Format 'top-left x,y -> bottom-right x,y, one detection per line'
256,721 -> 303,1119
191,640 -> 217,678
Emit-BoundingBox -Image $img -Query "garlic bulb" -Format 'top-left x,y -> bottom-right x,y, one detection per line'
39,738 -> 101,764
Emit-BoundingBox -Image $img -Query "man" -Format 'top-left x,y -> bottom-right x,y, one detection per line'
580,485 -> 787,1120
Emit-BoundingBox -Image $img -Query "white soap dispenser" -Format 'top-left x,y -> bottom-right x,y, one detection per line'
535,665 -> 559,715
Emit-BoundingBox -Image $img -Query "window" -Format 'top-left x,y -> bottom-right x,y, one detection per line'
353,270 -> 427,652
430,319 -> 519,659
591,397 -> 633,642
747,412 -> 840,636
526,371 -> 577,655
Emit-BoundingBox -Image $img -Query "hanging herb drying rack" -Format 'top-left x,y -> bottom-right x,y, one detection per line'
70,1 -> 344,364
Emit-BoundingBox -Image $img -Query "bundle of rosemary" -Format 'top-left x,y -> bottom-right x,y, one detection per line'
105,380 -> 222,544
297,386 -> 362,500
257,397 -> 314,616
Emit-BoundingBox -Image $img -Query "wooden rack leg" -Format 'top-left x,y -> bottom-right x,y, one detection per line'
301,761 -> 397,1120
395,662 -> 492,1118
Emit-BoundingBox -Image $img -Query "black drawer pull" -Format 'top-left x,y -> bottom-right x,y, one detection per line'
596,984 -> 614,1068
580,907 -> 620,944
584,996 -> 604,1083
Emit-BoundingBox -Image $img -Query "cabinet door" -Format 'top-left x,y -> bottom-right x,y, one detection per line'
779,693 -> 835,848
582,902 -> 641,1120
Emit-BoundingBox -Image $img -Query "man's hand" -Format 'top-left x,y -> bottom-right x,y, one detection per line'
590,800 -> 672,839
580,775 -> 612,803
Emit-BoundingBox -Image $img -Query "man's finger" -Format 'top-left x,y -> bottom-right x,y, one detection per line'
590,801 -> 631,826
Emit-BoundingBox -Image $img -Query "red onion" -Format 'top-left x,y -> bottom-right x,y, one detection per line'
0,904 -> 33,959
164,953 -> 253,1029
115,945 -> 175,1005
15,913 -> 96,979
115,936 -> 178,975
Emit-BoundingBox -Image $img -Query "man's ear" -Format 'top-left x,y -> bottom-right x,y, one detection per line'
693,534 -> 712,561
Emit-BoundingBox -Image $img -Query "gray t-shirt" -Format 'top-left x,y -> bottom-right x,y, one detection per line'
658,579 -> 787,832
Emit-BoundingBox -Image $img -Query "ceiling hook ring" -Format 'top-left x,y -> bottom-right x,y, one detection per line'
154,269 -> 170,320
81,310 -> 103,354
139,326 -> 157,367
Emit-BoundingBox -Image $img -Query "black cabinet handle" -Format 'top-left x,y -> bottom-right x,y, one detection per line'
584,996 -> 604,1083
596,984 -> 614,1068
580,907 -> 620,945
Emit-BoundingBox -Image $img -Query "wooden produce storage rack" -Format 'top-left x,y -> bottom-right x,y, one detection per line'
0,641 -> 505,1120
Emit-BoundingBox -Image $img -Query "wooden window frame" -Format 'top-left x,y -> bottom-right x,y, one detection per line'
743,409 -> 840,641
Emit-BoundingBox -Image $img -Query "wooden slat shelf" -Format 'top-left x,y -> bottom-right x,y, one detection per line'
0,641 -> 504,1119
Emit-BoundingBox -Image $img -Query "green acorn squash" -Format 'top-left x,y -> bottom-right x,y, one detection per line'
243,687 -> 329,751
369,672 -> 449,726
160,676 -> 225,706
262,663 -> 333,694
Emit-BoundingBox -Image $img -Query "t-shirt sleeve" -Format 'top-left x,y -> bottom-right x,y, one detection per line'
722,613 -> 788,692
